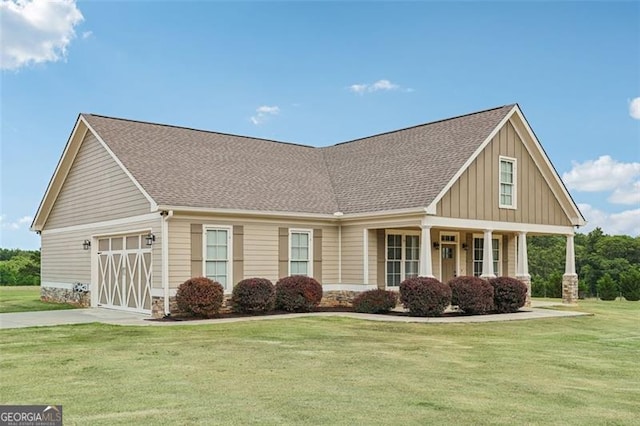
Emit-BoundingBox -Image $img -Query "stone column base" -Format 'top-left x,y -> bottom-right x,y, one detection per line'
562,274 -> 579,304
516,275 -> 531,307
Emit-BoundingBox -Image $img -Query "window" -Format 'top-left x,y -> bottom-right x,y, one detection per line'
386,233 -> 420,287
204,227 -> 231,290
499,157 -> 516,208
472,237 -> 500,277
290,230 -> 312,276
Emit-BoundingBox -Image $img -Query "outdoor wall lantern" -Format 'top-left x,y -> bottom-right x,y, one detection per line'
145,233 -> 156,246
462,243 -> 469,251
82,240 -> 91,250
432,242 -> 440,250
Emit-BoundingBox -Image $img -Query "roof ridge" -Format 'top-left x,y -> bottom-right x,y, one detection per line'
82,113 -> 316,149
330,104 -> 516,147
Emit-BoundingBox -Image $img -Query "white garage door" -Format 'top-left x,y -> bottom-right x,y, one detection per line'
97,233 -> 152,313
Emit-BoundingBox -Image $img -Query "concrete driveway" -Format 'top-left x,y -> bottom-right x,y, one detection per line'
0,308 -> 149,329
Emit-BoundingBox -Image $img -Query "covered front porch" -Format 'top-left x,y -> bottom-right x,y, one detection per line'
360,216 -> 579,305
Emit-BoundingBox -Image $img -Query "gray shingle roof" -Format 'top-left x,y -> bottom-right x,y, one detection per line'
82,104 -> 514,215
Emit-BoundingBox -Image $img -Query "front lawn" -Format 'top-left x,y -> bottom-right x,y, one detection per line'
0,286 -> 77,313
0,300 -> 638,425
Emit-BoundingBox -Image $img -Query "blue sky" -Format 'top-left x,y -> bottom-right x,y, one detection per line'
1,0 -> 639,249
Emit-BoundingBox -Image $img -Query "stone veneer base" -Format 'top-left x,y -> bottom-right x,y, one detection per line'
41,286 -> 90,307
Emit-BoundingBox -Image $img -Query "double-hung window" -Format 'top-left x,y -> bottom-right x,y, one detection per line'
386,233 -> 420,287
472,237 -> 500,277
499,157 -> 516,208
204,226 -> 232,290
290,229 -> 312,276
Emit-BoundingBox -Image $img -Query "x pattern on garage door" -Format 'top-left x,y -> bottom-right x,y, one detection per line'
97,233 -> 152,313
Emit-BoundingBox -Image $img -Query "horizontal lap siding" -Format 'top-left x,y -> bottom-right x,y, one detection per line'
436,121 -> 571,226
46,132 -> 151,229
168,217 -> 339,288
41,217 -> 162,288
340,225 -> 365,284
321,226 -> 339,284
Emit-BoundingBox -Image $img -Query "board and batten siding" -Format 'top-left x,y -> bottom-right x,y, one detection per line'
436,120 -> 571,226
45,132 -> 151,229
40,217 -> 162,288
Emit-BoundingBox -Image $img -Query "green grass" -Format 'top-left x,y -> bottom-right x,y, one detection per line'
0,286 -> 78,313
1,300 -> 638,425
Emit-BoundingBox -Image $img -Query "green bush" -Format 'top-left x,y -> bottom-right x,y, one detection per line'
619,268 -> 640,301
489,277 -> 527,313
231,278 -> 275,313
597,273 -> 618,301
175,277 -> 224,318
399,277 -> 451,317
545,271 -> 563,299
448,276 -> 494,315
275,275 -> 323,312
352,289 -> 397,314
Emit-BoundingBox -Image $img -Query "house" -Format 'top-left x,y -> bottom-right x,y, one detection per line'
31,104 -> 585,316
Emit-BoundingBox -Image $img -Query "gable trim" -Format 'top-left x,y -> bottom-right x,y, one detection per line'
509,108 -> 585,226
81,116 -> 158,212
425,106 -> 516,215
31,116 -> 88,231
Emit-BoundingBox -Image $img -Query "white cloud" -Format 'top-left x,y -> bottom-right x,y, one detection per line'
250,105 -> 280,125
348,79 -> 408,94
578,204 -> 640,236
630,97 -> 640,120
0,215 -> 33,230
562,156 -> 640,192
608,181 -> 640,205
0,0 -> 84,70
81,30 -> 92,39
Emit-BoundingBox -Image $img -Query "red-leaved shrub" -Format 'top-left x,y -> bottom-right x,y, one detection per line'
231,278 -> 275,314
175,277 -> 224,318
489,277 -> 528,313
448,276 -> 494,315
352,289 -> 398,314
399,277 -> 451,317
275,275 -> 323,312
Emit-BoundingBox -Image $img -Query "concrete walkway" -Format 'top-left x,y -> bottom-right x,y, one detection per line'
0,300 -> 590,329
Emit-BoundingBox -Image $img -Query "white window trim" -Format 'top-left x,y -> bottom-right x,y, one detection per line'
472,233 -> 502,277
438,231 -> 460,282
385,230 -> 421,289
202,225 -> 233,293
499,156 -> 517,210
288,228 -> 313,277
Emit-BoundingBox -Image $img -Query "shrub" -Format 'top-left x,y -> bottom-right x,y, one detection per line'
231,278 -> 275,313
352,289 -> 397,314
489,277 -> 528,313
275,275 -> 323,312
399,277 -> 451,317
619,267 -> 640,301
175,277 -> 224,318
597,273 -> 619,301
448,276 -> 494,315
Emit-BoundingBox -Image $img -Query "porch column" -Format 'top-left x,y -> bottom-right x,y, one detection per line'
480,229 -> 496,279
419,225 -> 434,278
516,231 -> 531,307
562,234 -> 578,304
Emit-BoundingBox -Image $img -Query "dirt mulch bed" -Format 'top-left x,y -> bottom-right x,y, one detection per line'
146,306 -> 526,322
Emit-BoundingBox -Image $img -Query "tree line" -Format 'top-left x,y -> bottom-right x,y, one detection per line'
529,228 -> 640,300
0,248 -> 41,285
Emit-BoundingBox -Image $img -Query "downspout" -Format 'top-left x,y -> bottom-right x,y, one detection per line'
338,225 -> 342,284
161,210 -> 174,316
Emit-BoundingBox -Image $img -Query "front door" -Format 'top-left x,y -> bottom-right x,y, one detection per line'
441,243 -> 457,283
